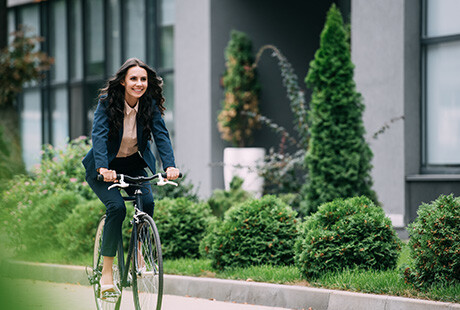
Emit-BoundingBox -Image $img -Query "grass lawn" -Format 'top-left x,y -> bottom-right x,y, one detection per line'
163,244 -> 459,304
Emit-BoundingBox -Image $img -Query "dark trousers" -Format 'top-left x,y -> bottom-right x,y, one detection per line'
86,154 -> 154,257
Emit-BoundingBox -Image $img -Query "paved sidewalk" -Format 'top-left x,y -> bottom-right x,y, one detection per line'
1,260 -> 459,310
2,279 -> 291,310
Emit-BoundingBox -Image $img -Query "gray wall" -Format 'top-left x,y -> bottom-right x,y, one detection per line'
352,0 -> 420,227
175,0 -> 213,197
176,0 -> 341,198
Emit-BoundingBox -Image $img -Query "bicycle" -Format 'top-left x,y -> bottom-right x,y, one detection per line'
87,172 -> 181,310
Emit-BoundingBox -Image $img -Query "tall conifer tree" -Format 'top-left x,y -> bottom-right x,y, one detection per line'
302,4 -> 377,214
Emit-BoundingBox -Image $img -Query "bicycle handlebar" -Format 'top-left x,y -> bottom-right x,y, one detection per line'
97,172 -> 183,183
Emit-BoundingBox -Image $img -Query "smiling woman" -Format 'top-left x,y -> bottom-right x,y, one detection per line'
81,57 -> 180,299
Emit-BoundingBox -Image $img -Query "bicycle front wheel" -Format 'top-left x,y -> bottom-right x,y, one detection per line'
131,215 -> 163,310
93,215 -> 123,310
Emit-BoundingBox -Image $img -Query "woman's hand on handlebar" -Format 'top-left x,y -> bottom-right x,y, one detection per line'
165,167 -> 180,180
98,167 -> 117,182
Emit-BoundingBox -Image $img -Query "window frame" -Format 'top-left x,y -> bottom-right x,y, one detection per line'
421,0 -> 460,174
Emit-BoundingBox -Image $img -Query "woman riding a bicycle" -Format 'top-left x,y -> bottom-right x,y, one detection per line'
82,57 -> 180,299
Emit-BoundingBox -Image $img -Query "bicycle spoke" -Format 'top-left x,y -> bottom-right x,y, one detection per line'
132,216 -> 163,310
92,216 -> 122,310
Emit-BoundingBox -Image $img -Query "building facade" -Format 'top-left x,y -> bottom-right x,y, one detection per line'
353,0 -> 460,230
6,0 -> 460,232
7,0 -> 176,169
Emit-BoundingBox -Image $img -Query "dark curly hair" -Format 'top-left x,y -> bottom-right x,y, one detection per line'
98,58 -> 166,141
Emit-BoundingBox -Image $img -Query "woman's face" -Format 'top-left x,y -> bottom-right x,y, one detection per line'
121,66 -> 148,106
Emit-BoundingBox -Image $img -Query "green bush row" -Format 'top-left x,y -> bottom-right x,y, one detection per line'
1,139 -> 458,290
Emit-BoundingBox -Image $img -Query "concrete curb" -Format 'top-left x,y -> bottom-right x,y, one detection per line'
1,260 -> 459,310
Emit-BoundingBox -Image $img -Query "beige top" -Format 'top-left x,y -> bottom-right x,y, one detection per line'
116,100 -> 139,158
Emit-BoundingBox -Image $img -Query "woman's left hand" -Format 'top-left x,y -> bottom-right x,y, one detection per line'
165,167 -> 180,180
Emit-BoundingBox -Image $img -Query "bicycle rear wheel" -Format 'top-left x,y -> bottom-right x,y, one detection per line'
131,215 -> 163,310
92,215 -> 123,310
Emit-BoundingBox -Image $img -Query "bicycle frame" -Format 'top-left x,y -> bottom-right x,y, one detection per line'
118,187 -> 145,289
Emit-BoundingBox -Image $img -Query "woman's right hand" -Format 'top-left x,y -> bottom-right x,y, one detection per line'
98,167 -> 117,182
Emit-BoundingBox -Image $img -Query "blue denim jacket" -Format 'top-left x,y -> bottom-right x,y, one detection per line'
82,98 -> 176,178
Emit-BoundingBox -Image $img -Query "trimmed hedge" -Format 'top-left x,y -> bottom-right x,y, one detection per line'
404,194 -> 460,288
19,191 -> 81,251
295,196 -> 401,279
57,199 -> 105,256
203,195 -> 299,270
207,176 -> 252,218
154,198 -> 214,259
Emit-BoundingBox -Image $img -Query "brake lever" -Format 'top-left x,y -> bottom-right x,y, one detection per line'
156,174 -> 178,187
108,175 -> 129,190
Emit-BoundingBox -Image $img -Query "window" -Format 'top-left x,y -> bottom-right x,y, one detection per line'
51,87 -> 69,148
423,0 -> 460,168
160,0 -> 175,69
21,90 -> 42,170
85,0 -> 104,77
17,4 -> 42,170
159,0 -> 175,133
124,0 -> 146,60
108,0 -> 122,75
7,10 -> 15,43
19,5 -> 40,37
70,0 -> 83,80
50,0 -> 68,83
8,0 -> 176,169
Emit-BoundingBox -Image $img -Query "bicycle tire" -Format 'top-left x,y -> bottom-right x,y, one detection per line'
131,215 -> 164,310
92,215 -> 123,310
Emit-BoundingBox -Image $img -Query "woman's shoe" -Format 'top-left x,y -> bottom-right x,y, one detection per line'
100,284 -> 121,301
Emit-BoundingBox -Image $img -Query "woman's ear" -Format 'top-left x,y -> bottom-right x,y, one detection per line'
120,81 -> 125,87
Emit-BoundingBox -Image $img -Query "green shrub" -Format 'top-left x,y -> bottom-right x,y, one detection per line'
404,194 -> 460,288
276,192 -> 302,215
57,199 -> 105,256
204,195 -> 299,270
0,125 -> 24,182
0,174 -> 43,239
38,137 -> 94,200
295,196 -> 401,279
154,198 -> 214,259
19,191 -> 81,251
260,149 -> 306,214
0,137 -> 94,219
207,176 -> 252,218
302,4 -> 376,215
0,137 -> 94,251
198,217 -> 221,260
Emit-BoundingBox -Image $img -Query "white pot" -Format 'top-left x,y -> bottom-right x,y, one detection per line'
223,147 -> 266,198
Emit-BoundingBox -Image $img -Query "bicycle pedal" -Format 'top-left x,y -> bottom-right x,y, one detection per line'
101,293 -> 120,303
85,266 -> 99,285
138,270 -> 154,277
